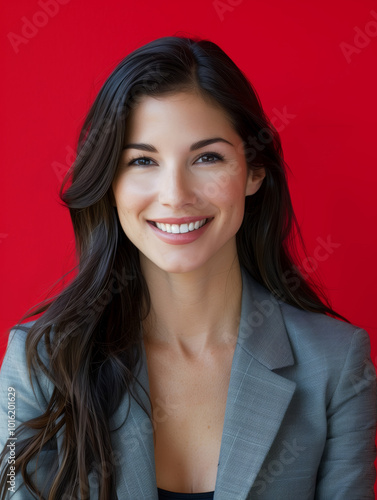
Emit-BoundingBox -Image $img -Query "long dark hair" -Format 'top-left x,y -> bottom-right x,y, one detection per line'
0,35 -> 350,499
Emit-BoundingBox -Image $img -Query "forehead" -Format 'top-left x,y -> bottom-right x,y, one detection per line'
124,91 -> 237,141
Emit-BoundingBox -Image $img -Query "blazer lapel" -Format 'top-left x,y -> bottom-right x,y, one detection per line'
110,268 -> 296,500
213,269 -> 296,500
109,346 -> 158,499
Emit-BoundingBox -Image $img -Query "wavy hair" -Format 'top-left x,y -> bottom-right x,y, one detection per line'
0,35 -> 349,499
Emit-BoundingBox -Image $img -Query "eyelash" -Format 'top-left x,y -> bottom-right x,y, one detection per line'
127,151 -> 225,167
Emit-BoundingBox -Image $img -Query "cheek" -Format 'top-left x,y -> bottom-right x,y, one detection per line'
204,177 -> 246,206
113,175 -> 154,212
198,160 -> 247,201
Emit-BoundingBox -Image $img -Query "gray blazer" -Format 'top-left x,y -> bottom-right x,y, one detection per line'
0,269 -> 376,499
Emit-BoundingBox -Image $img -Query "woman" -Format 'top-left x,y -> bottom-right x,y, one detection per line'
0,35 -> 375,500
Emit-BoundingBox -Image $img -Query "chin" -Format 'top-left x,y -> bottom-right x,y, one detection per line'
140,252 -> 210,276
156,260 -> 206,275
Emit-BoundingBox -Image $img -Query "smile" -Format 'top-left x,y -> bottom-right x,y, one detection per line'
151,218 -> 209,234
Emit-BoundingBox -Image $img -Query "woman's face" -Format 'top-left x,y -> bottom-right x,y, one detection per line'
112,91 -> 265,275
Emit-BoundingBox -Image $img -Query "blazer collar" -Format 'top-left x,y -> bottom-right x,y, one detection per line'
237,267 -> 295,369
108,268 -> 296,500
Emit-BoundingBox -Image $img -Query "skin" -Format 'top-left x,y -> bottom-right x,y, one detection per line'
112,90 -> 265,492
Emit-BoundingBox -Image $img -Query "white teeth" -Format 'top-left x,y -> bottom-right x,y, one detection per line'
154,219 -> 208,234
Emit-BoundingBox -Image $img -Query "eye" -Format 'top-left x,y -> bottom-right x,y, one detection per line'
195,152 -> 225,164
127,156 -> 156,167
126,152 -> 225,167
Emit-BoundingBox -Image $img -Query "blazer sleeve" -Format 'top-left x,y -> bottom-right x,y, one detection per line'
0,326 -> 58,498
315,327 -> 377,500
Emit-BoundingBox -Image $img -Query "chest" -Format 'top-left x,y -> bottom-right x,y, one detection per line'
144,345 -> 235,493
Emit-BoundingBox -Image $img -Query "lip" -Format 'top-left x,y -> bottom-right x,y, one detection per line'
147,218 -> 213,245
147,216 -> 212,224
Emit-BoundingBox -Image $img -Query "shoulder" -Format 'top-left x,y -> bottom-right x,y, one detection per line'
244,268 -> 369,353
2,319 -> 49,365
278,300 -> 374,395
3,319 -> 37,345
0,320 -> 53,404
241,270 -> 373,379
279,299 -> 371,359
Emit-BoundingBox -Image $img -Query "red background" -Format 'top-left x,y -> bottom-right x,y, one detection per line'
1,0 -> 377,492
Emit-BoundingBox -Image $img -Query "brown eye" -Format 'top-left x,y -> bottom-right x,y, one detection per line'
128,156 -> 156,167
195,153 -> 225,164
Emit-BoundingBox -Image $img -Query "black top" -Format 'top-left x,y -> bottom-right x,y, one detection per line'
157,487 -> 215,500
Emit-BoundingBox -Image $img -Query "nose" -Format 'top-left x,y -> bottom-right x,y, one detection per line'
158,165 -> 198,209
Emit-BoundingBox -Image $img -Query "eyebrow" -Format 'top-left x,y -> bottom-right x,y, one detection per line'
122,137 -> 233,152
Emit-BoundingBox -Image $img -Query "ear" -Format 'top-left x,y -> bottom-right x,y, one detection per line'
245,166 -> 266,196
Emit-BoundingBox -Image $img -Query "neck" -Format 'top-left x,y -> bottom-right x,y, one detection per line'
141,256 -> 243,358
